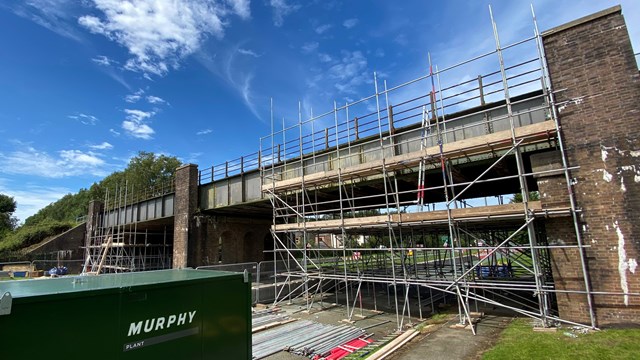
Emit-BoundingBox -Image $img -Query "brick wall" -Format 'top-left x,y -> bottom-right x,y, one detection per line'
172,164 -> 198,268
191,215 -> 271,266
172,164 -> 272,267
542,6 -> 640,326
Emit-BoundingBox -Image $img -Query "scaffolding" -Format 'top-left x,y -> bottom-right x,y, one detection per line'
259,6 -> 596,330
82,182 -> 173,275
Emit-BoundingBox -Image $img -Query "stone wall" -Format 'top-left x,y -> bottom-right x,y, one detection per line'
542,5 -> 640,326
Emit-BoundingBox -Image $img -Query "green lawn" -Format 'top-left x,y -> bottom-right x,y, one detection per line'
483,319 -> 640,360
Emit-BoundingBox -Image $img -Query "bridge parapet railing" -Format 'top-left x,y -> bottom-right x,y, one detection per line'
198,151 -> 261,185
259,35 -> 548,186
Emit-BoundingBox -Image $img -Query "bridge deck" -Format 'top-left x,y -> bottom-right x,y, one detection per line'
263,120 -> 557,193
273,201 -> 570,232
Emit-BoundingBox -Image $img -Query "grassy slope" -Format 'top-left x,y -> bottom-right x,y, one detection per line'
483,318 -> 640,360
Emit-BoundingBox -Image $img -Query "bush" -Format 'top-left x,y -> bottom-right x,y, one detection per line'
0,221 -> 73,254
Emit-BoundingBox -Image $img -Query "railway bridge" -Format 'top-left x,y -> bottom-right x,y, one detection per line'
76,6 -> 638,328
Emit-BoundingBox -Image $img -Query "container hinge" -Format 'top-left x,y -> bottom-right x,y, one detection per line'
0,292 -> 12,316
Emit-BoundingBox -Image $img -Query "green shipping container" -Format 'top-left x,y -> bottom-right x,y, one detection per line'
0,269 -> 251,359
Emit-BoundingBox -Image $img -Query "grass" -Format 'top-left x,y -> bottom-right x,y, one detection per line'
482,318 -> 640,360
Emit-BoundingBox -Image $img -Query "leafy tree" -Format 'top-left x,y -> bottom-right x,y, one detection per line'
510,191 -> 540,203
0,194 -> 18,234
24,152 -> 181,226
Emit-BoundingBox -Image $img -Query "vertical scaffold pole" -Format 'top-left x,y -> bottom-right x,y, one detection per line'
490,5 -> 549,324
531,4 -> 596,329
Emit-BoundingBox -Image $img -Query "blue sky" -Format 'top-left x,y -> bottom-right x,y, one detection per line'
0,0 -> 638,222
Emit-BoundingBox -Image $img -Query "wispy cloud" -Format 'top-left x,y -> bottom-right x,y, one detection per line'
270,0 -> 300,27
146,95 -> 166,105
68,113 -> 99,125
109,128 -> 121,136
92,55 -> 116,66
328,51 -> 371,95
124,89 -> 145,103
226,0 -> 251,20
0,179 -> 72,223
238,48 -> 261,58
196,129 -> 212,135
196,43 -> 261,120
89,142 -> 113,150
0,145 -> 111,179
302,42 -> 319,54
122,109 -> 155,139
343,18 -> 359,29
315,24 -> 332,34
78,0 -> 244,78
318,53 -> 332,63
182,152 -> 203,164
6,0 -> 85,43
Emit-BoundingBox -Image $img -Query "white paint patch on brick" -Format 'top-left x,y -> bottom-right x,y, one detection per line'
614,221 -> 630,306
605,224 -> 610,231
621,177 -> 626,192
602,170 -> 613,182
635,174 -> 640,183
601,147 -> 608,162
630,150 -> 640,157
629,259 -> 638,274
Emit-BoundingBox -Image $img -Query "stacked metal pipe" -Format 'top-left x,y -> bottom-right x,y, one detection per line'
252,309 -> 288,329
252,319 -> 367,359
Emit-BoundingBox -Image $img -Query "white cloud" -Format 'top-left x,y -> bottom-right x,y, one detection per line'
0,180 -> 72,223
146,95 -> 166,104
92,55 -> 116,66
302,42 -> 319,54
122,121 -> 154,139
89,142 -> 113,150
78,0 -> 237,77
270,0 -> 300,27
318,53 -> 332,63
125,109 -> 154,121
125,94 -> 141,103
109,128 -> 121,136
328,51 -> 371,94
68,113 -> 99,125
343,18 -> 358,29
226,0 -> 251,20
0,146 -> 110,179
238,48 -> 261,58
125,88 -> 145,103
59,150 -> 105,167
122,109 -> 155,139
197,129 -> 212,135
315,24 -> 332,34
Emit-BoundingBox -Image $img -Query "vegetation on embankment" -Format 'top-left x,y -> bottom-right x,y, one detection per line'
0,152 -> 181,260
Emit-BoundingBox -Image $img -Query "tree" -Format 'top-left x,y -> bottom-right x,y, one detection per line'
24,152 -> 181,226
510,191 -> 540,203
0,194 -> 18,234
